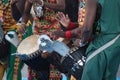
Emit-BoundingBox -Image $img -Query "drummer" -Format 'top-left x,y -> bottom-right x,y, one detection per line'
0,0 -> 26,80
52,0 -> 120,80
19,0 -> 81,79
15,0 -> 66,80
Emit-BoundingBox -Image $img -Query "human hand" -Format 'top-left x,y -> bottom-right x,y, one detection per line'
56,12 -> 70,28
17,23 -> 27,35
51,30 -> 65,38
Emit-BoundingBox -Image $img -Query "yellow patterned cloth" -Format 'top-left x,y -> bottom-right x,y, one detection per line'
0,1 -> 24,80
28,0 -> 62,80
33,0 -> 60,35
0,0 -> 21,34
0,63 -> 5,80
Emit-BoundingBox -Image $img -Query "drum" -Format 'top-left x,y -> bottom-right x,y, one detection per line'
17,35 -> 50,71
38,34 -> 87,79
61,46 -> 87,80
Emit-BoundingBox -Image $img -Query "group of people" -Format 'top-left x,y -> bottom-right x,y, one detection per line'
0,0 -> 120,80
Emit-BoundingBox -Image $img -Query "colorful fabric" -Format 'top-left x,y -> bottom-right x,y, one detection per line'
0,63 -> 6,80
28,0 -> 62,80
0,0 -> 33,80
0,0 -> 17,34
33,0 -> 60,36
81,0 -> 120,80
6,24 -> 33,80
0,0 -> 22,80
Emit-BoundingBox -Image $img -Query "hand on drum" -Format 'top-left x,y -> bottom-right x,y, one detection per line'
17,23 -> 27,35
56,12 -> 70,28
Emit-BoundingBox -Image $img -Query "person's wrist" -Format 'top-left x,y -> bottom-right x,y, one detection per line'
65,30 -> 72,39
66,22 -> 75,30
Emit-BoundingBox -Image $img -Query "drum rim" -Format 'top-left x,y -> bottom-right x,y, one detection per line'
19,49 -> 42,60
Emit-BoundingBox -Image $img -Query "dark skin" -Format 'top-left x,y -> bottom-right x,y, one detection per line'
19,0 -> 65,35
52,0 -> 97,46
11,0 -> 65,58
10,0 -> 33,34
11,0 -> 64,34
29,0 -> 65,12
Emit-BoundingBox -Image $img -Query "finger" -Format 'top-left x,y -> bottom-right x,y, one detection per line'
66,14 -> 69,20
17,28 -> 23,35
60,12 -> 66,19
56,12 -> 62,21
57,12 -> 64,19
21,27 -> 25,35
19,27 -> 26,35
56,16 -> 60,21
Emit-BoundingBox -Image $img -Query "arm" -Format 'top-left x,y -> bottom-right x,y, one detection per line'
71,0 -> 97,43
32,0 -> 65,12
17,0 -> 33,34
43,0 -> 65,12
56,12 -> 78,30
21,0 -> 33,24
52,0 -> 97,40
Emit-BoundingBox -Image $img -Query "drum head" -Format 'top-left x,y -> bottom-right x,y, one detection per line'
17,35 -> 39,55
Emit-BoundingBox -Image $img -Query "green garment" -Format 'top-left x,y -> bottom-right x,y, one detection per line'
6,25 -> 33,80
3,0 -> 8,4
81,0 -> 120,80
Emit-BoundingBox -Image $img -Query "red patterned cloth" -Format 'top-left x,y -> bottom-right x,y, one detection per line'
28,0 -> 62,80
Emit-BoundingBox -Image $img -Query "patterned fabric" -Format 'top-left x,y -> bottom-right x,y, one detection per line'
0,0 -> 27,80
0,0 -> 18,33
28,0 -> 62,80
0,63 -> 6,80
33,0 -> 60,35
81,0 -> 120,80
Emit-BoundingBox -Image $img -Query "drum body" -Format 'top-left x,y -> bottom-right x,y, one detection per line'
21,50 -> 50,71
61,46 -> 87,80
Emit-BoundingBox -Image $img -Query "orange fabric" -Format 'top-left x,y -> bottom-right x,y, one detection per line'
0,64 -> 6,80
